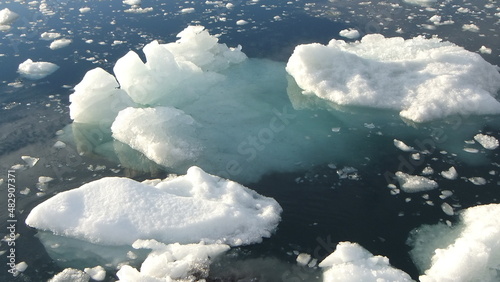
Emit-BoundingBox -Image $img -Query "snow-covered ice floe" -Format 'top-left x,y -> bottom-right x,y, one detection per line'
116,240 -> 229,281
26,166 -> 282,246
408,204 -> 500,282
319,241 -> 413,281
286,34 -> 500,123
18,59 -> 59,80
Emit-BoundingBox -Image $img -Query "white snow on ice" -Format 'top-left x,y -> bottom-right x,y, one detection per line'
396,171 -> 438,193
474,134 -> 499,150
409,204 -> 500,282
49,38 -> 72,50
116,240 -> 229,281
319,241 -> 413,281
25,166 -> 282,246
286,34 -> 500,123
17,59 -> 59,80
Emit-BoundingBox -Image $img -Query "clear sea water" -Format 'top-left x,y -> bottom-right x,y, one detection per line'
0,0 -> 499,281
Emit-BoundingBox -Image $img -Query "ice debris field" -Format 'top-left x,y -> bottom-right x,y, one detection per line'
18,21 -> 500,281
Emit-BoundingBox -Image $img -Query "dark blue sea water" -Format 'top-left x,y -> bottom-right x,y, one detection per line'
1,0 -> 499,281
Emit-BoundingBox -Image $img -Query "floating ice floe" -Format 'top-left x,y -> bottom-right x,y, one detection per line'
25,166 -> 282,246
394,139 -> 415,152
403,0 -> 437,6
49,268 -> 89,282
319,241 -> 413,281
18,59 -> 59,80
408,204 -> 500,281
41,32 -> 61,40
83,266 -> 105,281
49,38 -> 72,50
339,28 -> 360,39
474,134 -> 499,150
0,8 -> 19,25
286,34 -> 500,123
116,240 -> 229,281
440,166 -> 458,180
79,7 -> 91,13
395,171 -> 438,193
123,0 -> 141,5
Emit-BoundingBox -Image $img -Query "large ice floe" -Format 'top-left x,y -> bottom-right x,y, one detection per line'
319,242 -> 413,281
286,34 -> 500,123
26,166 -> 282,246
408,204 -> 500,282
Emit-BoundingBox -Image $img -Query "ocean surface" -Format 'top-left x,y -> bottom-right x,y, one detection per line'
1,0 -> 499,281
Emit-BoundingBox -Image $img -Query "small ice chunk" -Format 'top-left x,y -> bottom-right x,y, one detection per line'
21,156 -> 39,167
53,140 -> 66,148
339,28 -> 360,39
41,32 -> 61,40
319,242 -> 413,281
463,147 -> 479,153
479,46 -> 492,55
395,171 -> 438,193
474,134 -> 499,150
462,24 -> 480,32
79,7 -> 91,13
49,268 -> 89,282
83,266 -> 105,281
38,176 -> 54,183
469,177 -> 486,185
20,187 -> 31,195
441,166 -> 458,180
421,166 -> 434,175
16,261 -> 28,273
0,8 -> 19,25
180,7 -> 195,14
123,0 -> 141,5
393,139 -> 415,152
296,253 -> 312,266
439,190 -> 453,199
236,19 -> 249,25
18,59 -> 59,80
441,202 -> 454,216
49,38 -> 72,50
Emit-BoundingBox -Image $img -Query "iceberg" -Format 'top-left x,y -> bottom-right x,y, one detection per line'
408,204 -> 500,282
18,59 -> 59,80
286,34 -> 500,123
25,166 -> 282,246
319,242 -> 413,281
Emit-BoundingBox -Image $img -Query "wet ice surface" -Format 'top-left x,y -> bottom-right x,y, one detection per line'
0,0 -> 500,281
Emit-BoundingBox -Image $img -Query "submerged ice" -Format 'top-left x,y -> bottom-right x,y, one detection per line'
286,34 -> 500,123
26,166 -> 282,246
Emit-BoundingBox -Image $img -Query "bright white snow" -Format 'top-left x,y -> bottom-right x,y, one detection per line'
25,166 -> 282,246
18,59 -> 59,80
409,204 -> 500,281
49,38 -> 72,50
0,8 -> 19,25
116,240 -> 229,281
286,34 -> 500,122
339,28 -> 360,39
319,242 -> 413,281
474,134 -> 499,150
395,171 -> 438,193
